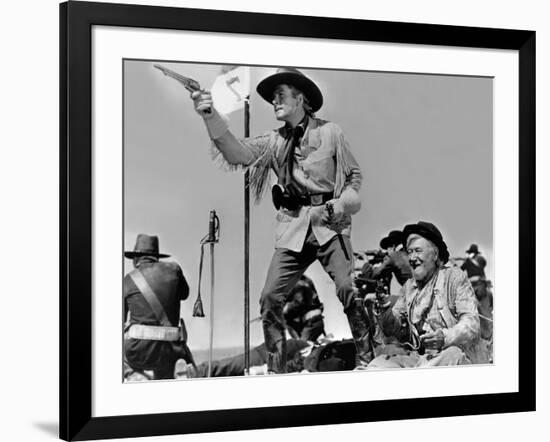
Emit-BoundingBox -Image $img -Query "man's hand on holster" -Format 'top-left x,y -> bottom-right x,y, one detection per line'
191,90 -> 214,119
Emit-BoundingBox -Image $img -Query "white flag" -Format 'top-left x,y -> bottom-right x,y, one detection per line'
211,65 -> 250,115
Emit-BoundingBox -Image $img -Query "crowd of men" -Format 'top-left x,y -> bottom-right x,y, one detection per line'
123,66 -> 493,381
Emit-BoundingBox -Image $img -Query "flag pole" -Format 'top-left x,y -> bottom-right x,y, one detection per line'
244,96 -> 251,374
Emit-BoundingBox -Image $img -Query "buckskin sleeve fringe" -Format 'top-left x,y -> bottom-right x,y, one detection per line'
209,131 -> 278,203
333,130 -> 354,198
248,148 -> 275,203
209,141 -> 244,172
248,131 -> 280,203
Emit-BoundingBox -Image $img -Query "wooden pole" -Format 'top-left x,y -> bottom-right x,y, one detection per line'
244,97 -> 251,374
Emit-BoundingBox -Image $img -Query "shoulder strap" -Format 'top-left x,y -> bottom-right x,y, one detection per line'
129,269 -> 172,327
469,257 -> 482,268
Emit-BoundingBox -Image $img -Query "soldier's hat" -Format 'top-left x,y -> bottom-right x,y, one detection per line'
402,221 -> 449,263
466,244 -> 479,254
256,67 -> 323,112
380,230 -> 404,249
124,233 -> 170,259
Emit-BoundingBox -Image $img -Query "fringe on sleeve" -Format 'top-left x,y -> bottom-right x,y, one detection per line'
208,131 -> 279,203
333,128 -> 354,198
209,142 -> 244,172
248,132 -> 279,203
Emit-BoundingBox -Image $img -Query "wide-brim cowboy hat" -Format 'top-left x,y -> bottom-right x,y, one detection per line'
380,230 -> 404,250
256,67 -> 323,113
466,244 -> 479,254
402,221 -> 449,263
124,233 -> 170,259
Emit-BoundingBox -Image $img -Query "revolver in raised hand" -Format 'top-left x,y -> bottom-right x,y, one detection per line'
153,64 -> 211,113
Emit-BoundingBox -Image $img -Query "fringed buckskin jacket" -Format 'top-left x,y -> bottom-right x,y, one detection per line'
203,110 -> 362,252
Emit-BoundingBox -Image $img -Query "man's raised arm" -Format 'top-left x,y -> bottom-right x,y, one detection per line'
191,90 -> 256,166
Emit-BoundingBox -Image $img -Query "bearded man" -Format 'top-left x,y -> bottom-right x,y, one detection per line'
369,221 -> 488,368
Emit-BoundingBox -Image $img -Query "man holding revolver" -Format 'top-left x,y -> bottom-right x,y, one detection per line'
190,67 -> 372,373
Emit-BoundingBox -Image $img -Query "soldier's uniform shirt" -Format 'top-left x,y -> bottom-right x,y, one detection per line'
124,260 -> 190,376
461,255 -> 487,279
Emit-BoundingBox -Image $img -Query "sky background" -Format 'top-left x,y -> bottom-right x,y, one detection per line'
123,60 -> 493,354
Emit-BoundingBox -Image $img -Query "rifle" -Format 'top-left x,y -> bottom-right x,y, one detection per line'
354,249 -> 390,307
364,249 -> 388,265
354,275 -> 379,296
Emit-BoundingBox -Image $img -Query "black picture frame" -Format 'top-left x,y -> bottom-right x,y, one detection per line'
60,1 -> 536,440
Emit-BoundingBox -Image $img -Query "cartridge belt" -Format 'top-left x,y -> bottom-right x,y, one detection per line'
125,324 -> 181,341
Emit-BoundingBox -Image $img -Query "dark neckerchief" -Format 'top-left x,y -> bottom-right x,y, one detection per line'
279,115 -> 309,191
283,114 -> 309,139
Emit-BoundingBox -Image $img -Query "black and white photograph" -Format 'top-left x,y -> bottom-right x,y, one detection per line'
123,61 -> 494,381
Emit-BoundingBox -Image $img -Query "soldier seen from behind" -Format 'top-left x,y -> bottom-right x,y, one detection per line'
123,234 -> 195,381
